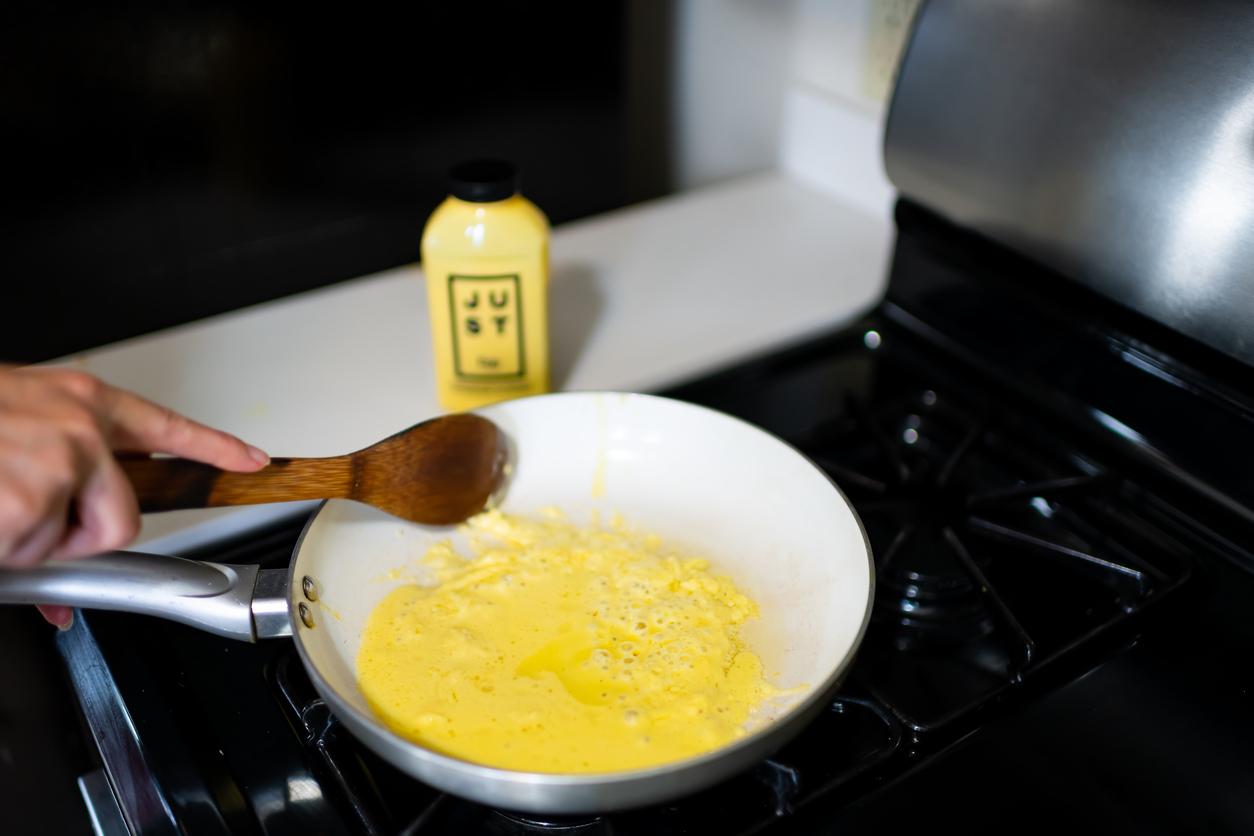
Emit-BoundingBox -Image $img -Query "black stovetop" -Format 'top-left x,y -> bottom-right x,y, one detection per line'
55,204 -> 1254,834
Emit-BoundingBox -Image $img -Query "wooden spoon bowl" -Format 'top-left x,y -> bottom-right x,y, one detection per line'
119,414 -> 509,525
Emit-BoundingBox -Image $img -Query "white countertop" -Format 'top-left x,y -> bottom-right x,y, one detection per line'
56,172 -> 891,550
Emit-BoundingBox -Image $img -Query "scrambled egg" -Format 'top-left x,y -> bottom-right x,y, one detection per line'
356,509 -> 773,773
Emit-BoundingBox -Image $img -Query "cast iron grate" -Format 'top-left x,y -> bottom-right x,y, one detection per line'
781,335 -> 1190,734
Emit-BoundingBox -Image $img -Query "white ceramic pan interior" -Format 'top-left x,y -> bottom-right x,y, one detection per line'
289,392 -> 874,811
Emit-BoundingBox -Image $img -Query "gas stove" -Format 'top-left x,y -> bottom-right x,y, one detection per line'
56,0 -> 1254,831
58,237 -> 1252,832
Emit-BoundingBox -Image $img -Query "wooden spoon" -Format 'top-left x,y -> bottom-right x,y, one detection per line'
118,414 -> 509,526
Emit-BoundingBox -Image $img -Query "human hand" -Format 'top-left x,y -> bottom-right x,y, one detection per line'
0,366 -> 269,628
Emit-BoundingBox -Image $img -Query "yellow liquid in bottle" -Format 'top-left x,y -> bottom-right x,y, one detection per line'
420,193 -> 550,411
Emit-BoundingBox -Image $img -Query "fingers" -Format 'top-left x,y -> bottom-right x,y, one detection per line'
48,457 -> 140,562
0,475 -> 39,560
0,368 -> 223,627
4,510 -> 70,567
101,387 -> 269,472
37,605 -> 73,630
10,367 -> 268,470
0,366 -> 266,591
35,460 -> 139,628
0,416 -> 86,564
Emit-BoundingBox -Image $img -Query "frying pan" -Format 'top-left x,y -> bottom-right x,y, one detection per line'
0,392 -> 874,813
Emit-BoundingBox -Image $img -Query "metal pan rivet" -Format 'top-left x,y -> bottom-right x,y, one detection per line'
301,576 -> 318,602
298,602 -> 315,629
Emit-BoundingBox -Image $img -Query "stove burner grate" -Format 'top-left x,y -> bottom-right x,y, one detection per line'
785,352 -> 1188,733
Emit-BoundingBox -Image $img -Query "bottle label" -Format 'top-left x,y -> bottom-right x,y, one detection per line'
448,274 -> 525,380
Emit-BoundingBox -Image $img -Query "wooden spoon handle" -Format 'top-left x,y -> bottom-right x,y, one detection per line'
119,455 -> 355,513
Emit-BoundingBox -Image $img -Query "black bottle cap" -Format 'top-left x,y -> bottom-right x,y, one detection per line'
448,159 -> 518,203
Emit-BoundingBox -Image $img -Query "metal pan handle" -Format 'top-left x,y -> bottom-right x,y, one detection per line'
0,552 -> 292,642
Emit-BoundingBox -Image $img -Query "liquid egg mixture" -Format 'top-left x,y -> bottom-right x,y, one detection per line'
356,510 -> 775,773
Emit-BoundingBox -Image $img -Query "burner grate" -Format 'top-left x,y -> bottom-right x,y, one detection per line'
780,336 -> 1190,734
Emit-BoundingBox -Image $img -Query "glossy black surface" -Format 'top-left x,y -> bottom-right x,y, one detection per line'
673,323 -> 1191,738
0,607 -> 94,836
886,201 -> 1254,533
53,201 -> 1254,833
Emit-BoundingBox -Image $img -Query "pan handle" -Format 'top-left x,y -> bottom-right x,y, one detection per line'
0,552 -> 293,642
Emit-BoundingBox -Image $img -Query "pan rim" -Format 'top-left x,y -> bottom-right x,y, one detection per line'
285,391 -> 876,804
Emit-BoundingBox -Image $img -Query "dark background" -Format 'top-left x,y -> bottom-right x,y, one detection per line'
0,2 -> 675,362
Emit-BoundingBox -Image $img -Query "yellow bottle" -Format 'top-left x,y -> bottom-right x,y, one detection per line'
420,160 -> 550,411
